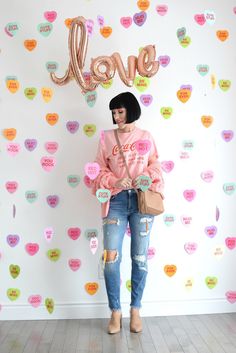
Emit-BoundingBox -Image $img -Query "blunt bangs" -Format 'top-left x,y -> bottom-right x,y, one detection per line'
109,92 -> 141,124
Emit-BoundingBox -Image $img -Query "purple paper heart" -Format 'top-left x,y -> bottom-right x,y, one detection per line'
133,11 -> 147,26
180,84 -> 192,92
24,139 -> 38,151
158,55 -> 170,67
140,94 -> 153,107
66,121 -> 79,134
7,234 -> 20,247
221,130 -> 234,142
46,195 -> 59,208
205,225 -> 217,238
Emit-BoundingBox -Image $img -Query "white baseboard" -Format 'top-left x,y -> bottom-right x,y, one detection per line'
0,299 -> 235,320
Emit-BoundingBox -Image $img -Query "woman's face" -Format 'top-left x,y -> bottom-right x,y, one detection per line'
112,107 -> 127,129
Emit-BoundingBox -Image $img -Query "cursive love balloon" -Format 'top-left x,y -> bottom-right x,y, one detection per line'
50,16 -> 159,92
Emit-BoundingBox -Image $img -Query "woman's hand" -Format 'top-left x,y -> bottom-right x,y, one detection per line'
114,178 -> 132,189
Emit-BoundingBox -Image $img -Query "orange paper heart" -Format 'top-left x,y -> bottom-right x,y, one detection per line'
201,115 -> 213,128
177,89 -> 191,103
24,39 -> 37,51
216,30 -> 229,42
164,265 -> 177,277
137,0 -> 150,11
46,113 -> 59,126
6,80 -> 20,93
64,18 -> 76,29
3,128 -> 17,141
100,27 -> 112,38
85,282 -> 99,295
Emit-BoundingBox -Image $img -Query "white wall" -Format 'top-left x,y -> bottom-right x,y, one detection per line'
0,0 -> 236,320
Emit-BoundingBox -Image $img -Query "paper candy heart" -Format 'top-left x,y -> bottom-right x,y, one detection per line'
163,214 -> 175,227
183,190 -> 196,202
147,247 -> 156,260
37,22 -> 53,37
160,107 -> 173,119
3,128 -> 17,140
126,280 -> 132,292
86,19 -> 94,37
9,264 -> 20,279
7,143 -> 20,156
179,36 -> 191,48
83,124 -> 96,137
204,10 -> 216,25
68,259 -> 82,271
158,55 -> 170,67
7,288 -> 20,301
90,237 -> 98,254
133,11 -> 147,26
25,190 -> 38,203
66,121 -> 79,133
96,189 -> 111,203
218,80 -> 231,92
46,61 -> 58,73
200,170 -> 214,183
44,11 -> 57,23
7,234 -> 20,247
46,195 -> 59,208
221,130 -> 234,142
85,282 -> 99,295
44,227 -> 54,242
5,22 -> 19,37
136,176 -> 152,191
137,0 -> 150,11
181,215 -> 193,226
216,30 -> 229,42
134,76 -> 150,92
24,87 -> 37,100
161,161 -> 174,173
28,295 -> 42,308
177,89 -> 191,103
176,27 -> 186,41
201,115 -> 213,128
223,183 -> 236,195
164,265 -> 177,277
45,298 -> 54,313
156,5 -> 168,16
45,142 -> 58,154
120,17 -> 132,28
46,113 -> 59,125
67,227 -> 81,240
24,139 -> 37,151
194,14 -> 206,26
205,276 -> 218,289
25,243 -> 39,256
100,27 -> 112,38
67,175 -> 80,188
41,156 -> 56,172
140,94 -> 153,106
41,87 -> 53,102
47,249 -> 61,261
85,91 -> 97,107
184,242 -> 197,255
205,225 -> 217,238
5,181 -> 18,193
225,237 -> 236,250
24,39 -> 37,51
225,291 -> 236,304
84,162 -> 100,180
196,64 -> 209,76
6,79 -> 20,93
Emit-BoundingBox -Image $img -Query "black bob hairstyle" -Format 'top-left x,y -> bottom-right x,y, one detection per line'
109,92 -> 141,124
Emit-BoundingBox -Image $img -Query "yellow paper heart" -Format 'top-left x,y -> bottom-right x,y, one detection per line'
201,115 -> 213,128
41,87 -> 53,102
177,89 -> 191,103
6,80 -> 20,93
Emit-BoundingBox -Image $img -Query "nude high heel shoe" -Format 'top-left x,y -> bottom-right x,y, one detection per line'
130,308 -> 142,333
107,311 -> 122,334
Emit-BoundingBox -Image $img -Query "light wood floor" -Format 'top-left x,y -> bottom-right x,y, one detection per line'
1,313 -> 236,353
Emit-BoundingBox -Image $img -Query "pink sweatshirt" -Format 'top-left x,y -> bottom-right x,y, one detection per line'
92,127 -> 164,217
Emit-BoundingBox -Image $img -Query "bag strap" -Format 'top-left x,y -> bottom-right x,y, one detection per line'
114,129 -> 132,179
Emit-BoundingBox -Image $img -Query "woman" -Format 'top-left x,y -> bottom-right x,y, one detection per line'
92,92 -> 164,334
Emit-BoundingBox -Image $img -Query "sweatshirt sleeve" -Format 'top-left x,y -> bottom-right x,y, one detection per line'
91,134 -> 119,195
142,133 -> 165,195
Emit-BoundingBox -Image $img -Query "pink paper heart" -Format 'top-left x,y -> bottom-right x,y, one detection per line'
44,227 -> 54,242
181,215 -> 193,226
156,5 -> 168,16
7,143 -> 20,156
200,170 -> 214,183
161,161 -> 174,173
140,94 -> 153,106
225,237 -> 236,250
205,225 -> 217,238
194,14 -> 206,25
226,291 -> 236,304
41,156 -> 56,171
120,17 -> 132,28
25,243 -> 39,256
133,11 -> 147,26
83,175 -> 93,188
184,242 -> 197,254
67,227 -> 81,240
147,247 -> 156,260
135,139 -> 151,155
44,11 -> 57,23
46,195 -> 59,208
5,181 -> 18,193
84,162 -> 100,180
28,295 -> 42,308
45,142 -> 58,154
183,189 -> 196,202
158,55 -> 170,67
68,259 -> 81,271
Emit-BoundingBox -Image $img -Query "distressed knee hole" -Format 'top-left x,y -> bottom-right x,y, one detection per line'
103,218 -> 120,225
103,249 -> 119,263
133,254 -> 147,271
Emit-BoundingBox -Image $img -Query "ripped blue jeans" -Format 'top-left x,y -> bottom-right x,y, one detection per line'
102,189 -> 154,311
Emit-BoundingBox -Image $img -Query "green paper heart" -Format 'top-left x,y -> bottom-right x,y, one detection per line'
134,76 -> 150,92
7,288 -> 20,301
205,276 -> 218,289
96,189 -> 111,203
9,264 -> 20,279
83,124 -> 96,137
160,107 -> 173,119
179,36 -> 191,48
126,280 -> 132,292
37,22 -> 53,37
45,298 -> 54,313
196,64 -> 209,77
47,248 -> 61,261
137,176 -> 152,191
25,190 -> 38,203
24,87 -> 37,100
67,175 -> 80,188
